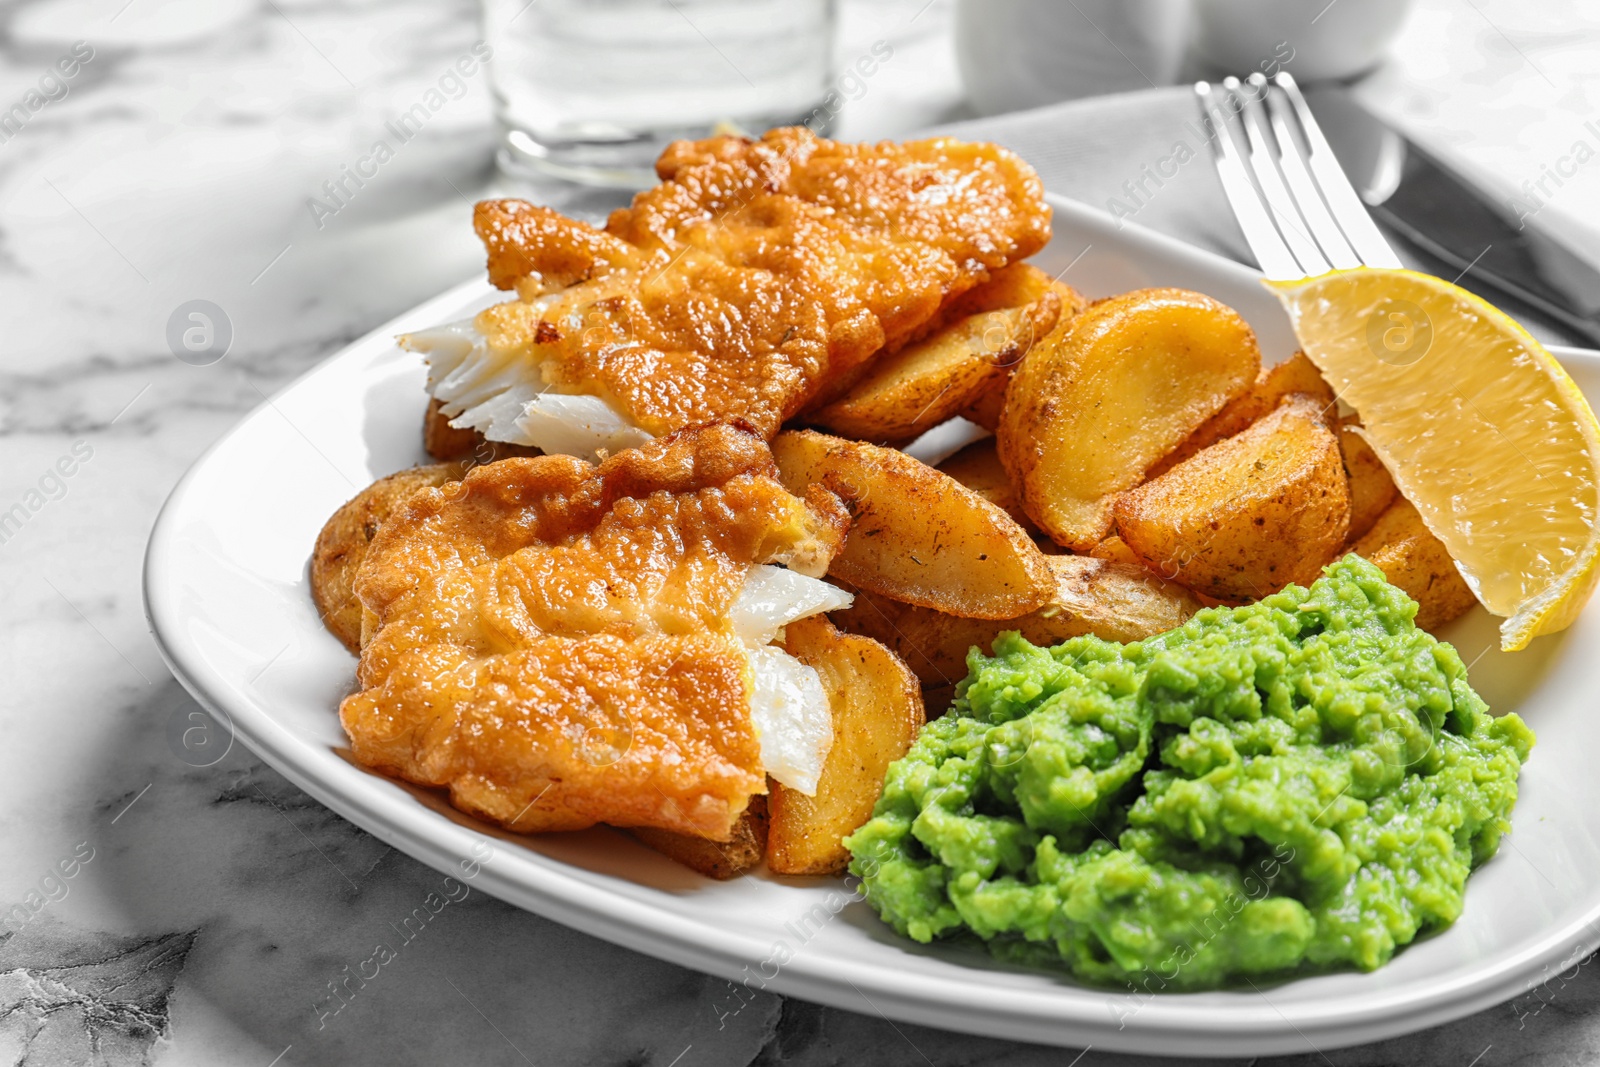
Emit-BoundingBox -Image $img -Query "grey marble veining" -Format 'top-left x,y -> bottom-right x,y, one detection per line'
4,0 -> 1600,1063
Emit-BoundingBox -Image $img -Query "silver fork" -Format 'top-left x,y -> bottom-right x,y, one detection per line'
1197,72 -> 1402,280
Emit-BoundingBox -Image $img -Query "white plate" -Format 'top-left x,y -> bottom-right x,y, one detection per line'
144,195 -> 1600,1057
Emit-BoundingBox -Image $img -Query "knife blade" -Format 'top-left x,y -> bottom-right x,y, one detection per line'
1304,85 -> 1600,346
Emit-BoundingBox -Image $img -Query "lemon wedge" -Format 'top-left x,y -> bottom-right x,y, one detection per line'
1267,267 -> 1600,650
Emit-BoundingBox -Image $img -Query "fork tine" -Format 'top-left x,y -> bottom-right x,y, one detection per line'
1258,76 -> 1363,271
1229,76 -> 1330,277
1272,72 -> 1403,269
1195,80 -> 1303,281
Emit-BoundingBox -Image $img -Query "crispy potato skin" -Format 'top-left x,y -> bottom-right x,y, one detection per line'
999,288 -> 1261,550
936,439 -> 1065,554
808,265 -> 1067,442
1351,500 -> 1478,632
1114,395 -> 1351,602
831,555 -> 1200,687
311,462 -> 472,651
1089,535 -> 1145,569
1339,417 -> 1399,543
1047,554 -> 1203,642
1150,352 -> 1336,477
944,260 -> 1059,317
767,616 -> 923,875
959,280 -> 1088,433
772,429 -> 1054,619
631,796 -> 769,880
959,379 -> 1008,433
936,438 -> 1031,527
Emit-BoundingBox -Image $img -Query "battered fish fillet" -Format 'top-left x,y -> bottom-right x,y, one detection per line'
311,460 -> 472,652
407,128 -> 1051,451
340,424 -> 852,840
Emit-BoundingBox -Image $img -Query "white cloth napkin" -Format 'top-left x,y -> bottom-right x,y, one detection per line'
931,86 -> 1255,265
931,88 -> 1588,348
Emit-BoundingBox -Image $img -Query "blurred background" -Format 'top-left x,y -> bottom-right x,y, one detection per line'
3,1 -> 1600,1064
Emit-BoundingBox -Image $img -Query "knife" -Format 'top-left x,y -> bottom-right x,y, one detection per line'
1304,85 -> 1600,347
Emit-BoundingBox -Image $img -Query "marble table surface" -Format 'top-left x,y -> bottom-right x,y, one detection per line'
4,0 -> 1600,1063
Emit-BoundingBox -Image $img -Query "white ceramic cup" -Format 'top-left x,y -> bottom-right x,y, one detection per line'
1190,0 -> 1416,82
954,0 -> 1193,116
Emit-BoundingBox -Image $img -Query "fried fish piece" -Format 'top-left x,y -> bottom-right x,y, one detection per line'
422,398 -> 543,463
311,461 -> 471,652
410,128 -> 1051,450
339,424 -> 852,841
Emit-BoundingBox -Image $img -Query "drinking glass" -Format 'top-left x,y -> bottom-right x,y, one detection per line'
482,0 -> 839,188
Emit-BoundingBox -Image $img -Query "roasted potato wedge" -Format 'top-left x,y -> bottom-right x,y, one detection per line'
631,797 -> 769,880
1114,395 -> 1351,602
957,279 -> 1089,433
936,438 -> 1030,527
1089,535 -> 1144,569
999,288 -> 1261,550
806,319 -> 1014,442
312,461 -> 471,651
768,616 -> 924,875
831,555 -> 1202,686
809,265 -> 1066,442
915,263 -> 1078,342
772,430 -> 1054,619
959,379 -> 1008,433
1150,352 -> 1336,476
946,261 -> 1061,319
1339,416 -> 1399,542
1351,499 -> 1478,632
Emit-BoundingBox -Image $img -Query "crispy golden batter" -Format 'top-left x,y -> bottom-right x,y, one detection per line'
340,425 -> 848,840
312,461 -> 472,652
471,128 -> 1051,438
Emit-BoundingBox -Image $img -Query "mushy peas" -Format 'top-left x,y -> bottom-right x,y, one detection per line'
844,557 -> 1534,989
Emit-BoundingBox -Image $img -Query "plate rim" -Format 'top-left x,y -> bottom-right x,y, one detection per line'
142,193 -> 1600,1057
